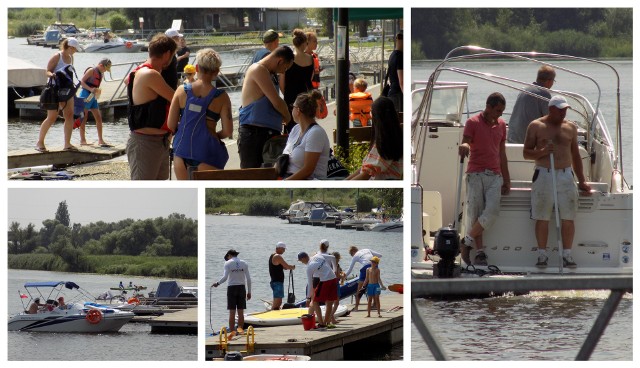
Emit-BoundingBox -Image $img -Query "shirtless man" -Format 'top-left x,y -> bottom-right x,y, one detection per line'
238,46 -> 293,168
523,95 -> 592,268
125,34 -> 177,180
27,298 -> 43,314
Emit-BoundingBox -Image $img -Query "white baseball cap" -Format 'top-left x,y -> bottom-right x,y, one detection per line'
276,241 -> 286,249
165,29 -> 183,38
66,37 -> 83,51
549,95 -> 570,109
320,239 -> 329,246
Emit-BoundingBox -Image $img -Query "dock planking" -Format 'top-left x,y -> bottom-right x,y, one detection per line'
149,307 -> 197,334
8,144 -> 126,169
205,292 -> 403,360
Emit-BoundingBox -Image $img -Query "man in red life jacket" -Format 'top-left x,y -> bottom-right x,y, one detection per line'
125,34 -> 177,180
349,78 -> 373,127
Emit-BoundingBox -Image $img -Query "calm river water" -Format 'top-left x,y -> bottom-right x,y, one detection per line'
205,215 -> 403,360
7,269 -> 197,361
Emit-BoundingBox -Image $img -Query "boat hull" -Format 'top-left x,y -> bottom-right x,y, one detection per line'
83,43 -> 144,53
8,313 -> 133,332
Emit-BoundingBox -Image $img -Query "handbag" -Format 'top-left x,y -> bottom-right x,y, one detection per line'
39,78 -> 59,110
327,149 -> 350,179
275,154 -> 290,178
286,270 -> 296,304
381,69 -> 390,97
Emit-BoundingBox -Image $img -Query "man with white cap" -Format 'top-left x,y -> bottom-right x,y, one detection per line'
212,249 -> 251,333
524,95 -> 592,268
269,241 -> 296,310
345,246 -> 382,311
163,29 -> 182,89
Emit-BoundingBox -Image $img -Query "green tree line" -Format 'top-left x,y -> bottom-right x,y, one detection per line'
205,188 -> 403,218
412,8 -> 632,59
8,201 -> 197,274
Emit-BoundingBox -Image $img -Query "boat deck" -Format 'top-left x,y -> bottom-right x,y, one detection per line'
205,293 -> 403,360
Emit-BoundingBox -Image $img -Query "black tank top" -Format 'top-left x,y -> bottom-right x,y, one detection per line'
269,253 -> 284,282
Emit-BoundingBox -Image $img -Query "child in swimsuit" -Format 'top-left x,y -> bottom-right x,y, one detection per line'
359,256 -> 386,317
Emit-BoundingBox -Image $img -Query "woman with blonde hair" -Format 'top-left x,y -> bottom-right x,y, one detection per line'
168,48 -> 233,179
280,29 -> 314,133
36,38 -> 83,152
282,90 -> 330,180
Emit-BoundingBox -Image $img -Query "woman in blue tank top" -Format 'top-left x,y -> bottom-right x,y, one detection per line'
167,48 -> 233,180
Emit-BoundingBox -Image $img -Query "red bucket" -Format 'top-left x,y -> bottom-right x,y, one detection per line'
301,314 -> 316,330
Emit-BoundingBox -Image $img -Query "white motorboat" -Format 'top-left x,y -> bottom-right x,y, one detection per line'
9,281 -> 134,332
366,220 -> 403,232
82,37 -> 144,53
411,46 -> 632,276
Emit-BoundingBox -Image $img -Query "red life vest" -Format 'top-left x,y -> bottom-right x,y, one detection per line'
311,53 -> 321,89
349,91 -> 373,126
84,67 -> 103,88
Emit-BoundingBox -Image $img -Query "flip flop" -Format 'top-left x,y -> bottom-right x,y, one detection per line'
100,143 -> 114,148
63,146 -> 79,152
35,146 -> 48,153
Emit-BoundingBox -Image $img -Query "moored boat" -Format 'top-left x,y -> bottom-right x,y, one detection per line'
9,281 -> 134,332
411,46 -> 632,276
82,37 -> 144,53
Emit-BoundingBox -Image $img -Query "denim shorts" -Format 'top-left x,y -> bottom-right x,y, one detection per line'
270,281 -> 284,299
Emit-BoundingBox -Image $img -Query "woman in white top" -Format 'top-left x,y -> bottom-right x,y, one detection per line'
283,90 -> 330,180
36,38 -> 82,152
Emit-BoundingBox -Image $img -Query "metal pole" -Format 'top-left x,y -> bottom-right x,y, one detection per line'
335,8 -> 350,156
549,150 -> 564,274
576,289 -> 626,360
411,299 -> 448,360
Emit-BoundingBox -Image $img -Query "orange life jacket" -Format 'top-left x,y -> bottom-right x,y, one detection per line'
311,53 -> 320,89
349,91 -> 373,126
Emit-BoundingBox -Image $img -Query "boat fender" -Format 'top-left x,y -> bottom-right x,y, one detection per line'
86,309 -> 103,324
126,41 -> 133,49
128,297 -> 140,305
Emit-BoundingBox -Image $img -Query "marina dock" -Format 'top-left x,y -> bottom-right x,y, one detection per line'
205,293 -> 403,360
148,307 -> 197,334
8,144 -> 126,170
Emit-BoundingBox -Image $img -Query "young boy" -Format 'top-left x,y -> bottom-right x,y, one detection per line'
182,64 -> 196,84
359,256 -> 386,317
349,78 -> 373,127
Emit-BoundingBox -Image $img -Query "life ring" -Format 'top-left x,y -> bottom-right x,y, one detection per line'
126,41 -> 133,49
127,297 -> 140,305
86,309 -> 103,324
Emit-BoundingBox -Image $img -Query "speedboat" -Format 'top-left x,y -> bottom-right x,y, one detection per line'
82,37 -> 143,53
411,46 -> 632,276
9,281 -> 134,332
366,220 -> 403,232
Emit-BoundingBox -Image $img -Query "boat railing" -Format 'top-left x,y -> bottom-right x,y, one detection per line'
433,46 -> 624,182
412,275 -> 632,361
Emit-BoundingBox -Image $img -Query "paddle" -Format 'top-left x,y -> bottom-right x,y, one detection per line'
388,284 -> 403,294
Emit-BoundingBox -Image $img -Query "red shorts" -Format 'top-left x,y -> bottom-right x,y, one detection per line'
314,278 -> 338,303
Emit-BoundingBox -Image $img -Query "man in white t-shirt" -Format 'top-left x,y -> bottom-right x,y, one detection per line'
298,251 -> 338,328
212,249 -> 251,333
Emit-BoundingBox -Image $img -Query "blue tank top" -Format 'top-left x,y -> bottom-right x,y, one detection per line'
172,84 -> 229,169
239,95 -> 283,132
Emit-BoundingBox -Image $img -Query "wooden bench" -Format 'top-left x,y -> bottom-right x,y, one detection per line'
191,167 -> 278,180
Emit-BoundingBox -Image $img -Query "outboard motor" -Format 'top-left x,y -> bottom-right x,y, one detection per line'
433,226 -> 460,278
224,351 -> 244,361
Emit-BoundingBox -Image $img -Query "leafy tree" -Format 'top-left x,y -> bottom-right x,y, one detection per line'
142,236 -> 173,256
55,201 -> 70,227
8,221 -> 22,254
109,13 -> 130,32
356,193 -> 375,213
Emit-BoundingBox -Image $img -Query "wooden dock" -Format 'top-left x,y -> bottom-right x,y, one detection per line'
205,293 -> 403,360
148,307 -> 197,334
8,143 -> 126,170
